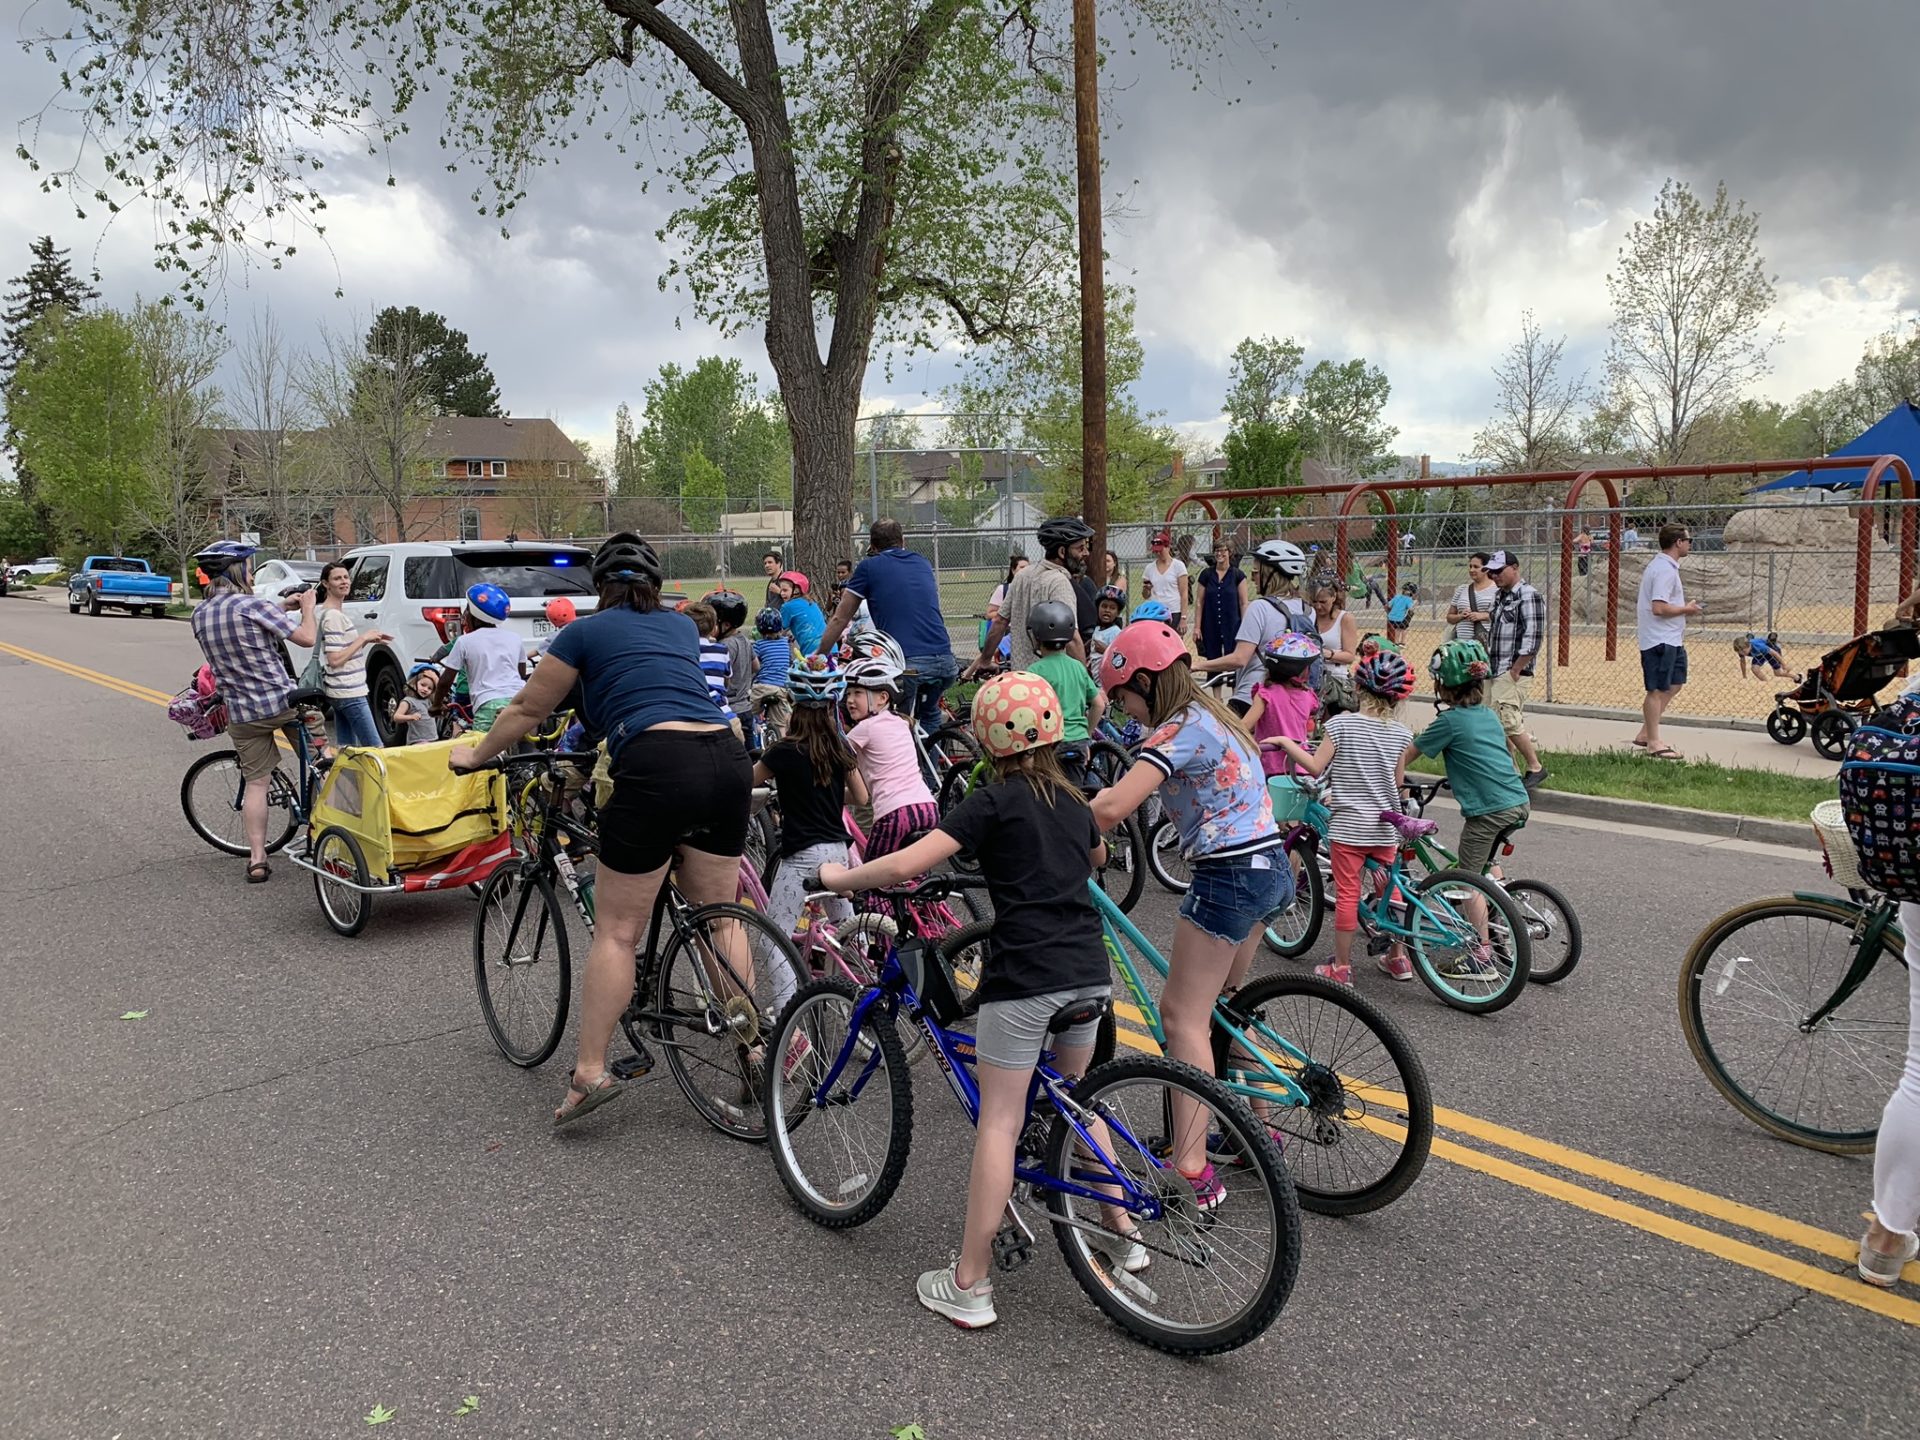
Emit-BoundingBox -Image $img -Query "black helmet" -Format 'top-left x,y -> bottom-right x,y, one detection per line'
592,531 -> 661,586
703,589 -> 748,631
1036,516 -> 1095,552
1026,599 -> 1078,649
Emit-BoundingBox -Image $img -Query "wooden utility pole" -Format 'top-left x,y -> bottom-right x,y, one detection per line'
1072,0 -> 1108,563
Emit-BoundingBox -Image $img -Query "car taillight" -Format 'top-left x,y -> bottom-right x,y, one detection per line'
422,606 -> 464,641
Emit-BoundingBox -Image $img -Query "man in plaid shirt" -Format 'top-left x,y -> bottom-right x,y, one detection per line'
189,540 -> 318,881
1483,549 -> 1548,789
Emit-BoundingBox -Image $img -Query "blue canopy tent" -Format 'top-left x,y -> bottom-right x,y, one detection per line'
1750,404 -> 1920,492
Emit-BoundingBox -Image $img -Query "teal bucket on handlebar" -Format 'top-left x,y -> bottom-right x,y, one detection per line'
1267,775 -> 1313,826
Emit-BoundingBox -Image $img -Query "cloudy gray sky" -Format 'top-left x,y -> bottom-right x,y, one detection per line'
3,0 -> 1915,467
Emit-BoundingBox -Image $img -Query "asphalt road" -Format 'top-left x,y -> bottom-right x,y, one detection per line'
3,591 -> 1917,1440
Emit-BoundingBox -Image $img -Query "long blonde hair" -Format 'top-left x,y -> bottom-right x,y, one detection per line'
1142,658 -> 1261,757
991,742 -> 1090,809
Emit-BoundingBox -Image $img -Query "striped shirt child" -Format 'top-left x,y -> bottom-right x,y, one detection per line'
698,636 -> 735,720
1321,710 -> 1412,848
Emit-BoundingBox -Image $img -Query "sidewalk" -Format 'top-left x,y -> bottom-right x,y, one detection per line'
1406,696 -> 1839,778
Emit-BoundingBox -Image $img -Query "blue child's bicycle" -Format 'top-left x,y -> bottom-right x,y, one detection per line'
764,876 -> 1303,1355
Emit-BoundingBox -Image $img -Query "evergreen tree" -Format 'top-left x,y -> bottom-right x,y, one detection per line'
363,305 -> 502,417
2,237 -> 101,548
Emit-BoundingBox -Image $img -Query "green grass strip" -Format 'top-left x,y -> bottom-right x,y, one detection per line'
1407,746 -> 1835,823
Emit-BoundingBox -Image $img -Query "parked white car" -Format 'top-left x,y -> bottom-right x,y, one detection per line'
10,557 -> 64,582
289,541 -> 600,742
251,558 -> 324,597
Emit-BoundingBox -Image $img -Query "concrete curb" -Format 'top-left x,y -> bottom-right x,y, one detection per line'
1523,786 -> 1818,850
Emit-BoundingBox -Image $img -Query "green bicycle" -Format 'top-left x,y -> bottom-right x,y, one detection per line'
941,876 -> 1434,1215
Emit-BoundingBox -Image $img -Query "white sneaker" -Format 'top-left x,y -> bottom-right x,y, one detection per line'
1103,1228 -> 1151,1275
916,1263 -> 997,1328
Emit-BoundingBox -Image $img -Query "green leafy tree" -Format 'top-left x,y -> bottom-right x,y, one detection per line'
1028,297 -> 1176,523
1791,382 -> 1870,455
1221,335 -> 1307,517
1298,357 -> 1398,481
1604,178 -> 1780,495
9,308 -> 157,554
1854,320 -> 1920,415
681,443 -> 728,531
612,402 -> 646,496
2,236 -> 100,549
23,0 -> 1263,587
636,357 -> 791,520
129,301 -> 226,588
365,306 -> 502,417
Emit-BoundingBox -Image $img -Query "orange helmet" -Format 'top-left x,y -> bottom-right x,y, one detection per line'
971,672 -> 1065,759
544,597 -> 577,625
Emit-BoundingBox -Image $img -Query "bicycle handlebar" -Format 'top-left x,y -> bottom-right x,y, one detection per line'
483,749 -> 600,771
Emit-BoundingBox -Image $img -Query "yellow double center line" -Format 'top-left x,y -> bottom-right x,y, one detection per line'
11,635 -> 1920,1326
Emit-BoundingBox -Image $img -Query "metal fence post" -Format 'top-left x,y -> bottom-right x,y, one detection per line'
1766,551 -> 1776,633
1540,539 -> 1555,704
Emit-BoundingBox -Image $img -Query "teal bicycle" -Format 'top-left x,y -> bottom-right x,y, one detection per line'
940,878 -> 1434,1215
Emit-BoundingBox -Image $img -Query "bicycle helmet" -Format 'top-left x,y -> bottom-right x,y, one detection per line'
842,653 -> 906,693
787,668 -> 845,708
776,568 -> 811,597
591,531 -> 662,586
1026,599 -> 1078,649
703,589 -> 748,632
1251,538 -> 1307,577
1259,631 -> 1321,680
1096,584 -> 1127,608
754,606 -> 784,637
1036,515 -> 1095,552
842,625 -> 907,674
408,661 -> 440,680
1100,620 -> 1189,694
1429,639 -> 1491,688
193,539 -> 258,579
466,582 -> 511,625
972,671 -> 1065,759
1356,632 -> 1401,662
544,596 -> 576,626
1355,649 -> 1416,702
1132,599 -> 1171,624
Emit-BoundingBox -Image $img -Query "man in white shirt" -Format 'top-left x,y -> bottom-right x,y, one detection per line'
1633,523 -> 1701,759
1140,529 -> 1190,635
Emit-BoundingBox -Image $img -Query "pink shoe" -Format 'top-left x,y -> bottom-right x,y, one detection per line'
1313,961 -> 1353,985
1376,952 -> 1414,982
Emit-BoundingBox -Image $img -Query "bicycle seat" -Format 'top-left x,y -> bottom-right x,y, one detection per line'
1047,995 -> 1110,1033
1381,810 -> 1437,839
288,687 -> 329,710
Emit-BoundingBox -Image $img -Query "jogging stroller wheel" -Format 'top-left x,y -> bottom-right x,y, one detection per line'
1765,708 -> 1806,746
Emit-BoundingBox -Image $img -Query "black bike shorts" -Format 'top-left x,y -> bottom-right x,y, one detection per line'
599,727 -> 753,876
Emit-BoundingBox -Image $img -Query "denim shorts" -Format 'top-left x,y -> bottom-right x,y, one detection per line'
1180,849 -> 1292,944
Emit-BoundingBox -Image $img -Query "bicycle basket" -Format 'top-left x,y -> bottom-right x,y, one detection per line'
1267,774 -> 1313,826
167,683 -> 228,740
1811,798 -> 1866,891
898,938 -> 967,1026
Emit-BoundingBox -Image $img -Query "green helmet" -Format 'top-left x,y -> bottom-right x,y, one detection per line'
1429,639 -> 1492,689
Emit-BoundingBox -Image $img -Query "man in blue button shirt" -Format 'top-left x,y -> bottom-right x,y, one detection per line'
817,518 -> 956,730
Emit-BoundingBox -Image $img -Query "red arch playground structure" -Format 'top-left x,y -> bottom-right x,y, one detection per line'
1163,456 -> 1916,667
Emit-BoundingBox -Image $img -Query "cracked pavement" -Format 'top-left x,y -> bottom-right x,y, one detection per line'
2,598 -> 1916,1439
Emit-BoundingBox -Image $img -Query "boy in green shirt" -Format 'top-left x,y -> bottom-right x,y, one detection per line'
1025,600 -> 1105,743
1403,639 -> 1530,875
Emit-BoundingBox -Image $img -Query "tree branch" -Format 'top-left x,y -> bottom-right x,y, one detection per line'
878,273 -> 1029,346
600,0 -> 757,123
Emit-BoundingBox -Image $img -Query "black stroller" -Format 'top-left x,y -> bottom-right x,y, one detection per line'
1767,623 -> 1920,759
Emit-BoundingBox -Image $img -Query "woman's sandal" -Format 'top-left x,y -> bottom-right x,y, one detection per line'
1647,746 -> 1685,761
553,1068 -> 625,1128
246,861 -> 272,884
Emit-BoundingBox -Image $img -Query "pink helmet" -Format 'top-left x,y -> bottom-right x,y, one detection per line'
777,569 -> 811,597
1100,620 -> 1189,694
972,671 -> 1065,759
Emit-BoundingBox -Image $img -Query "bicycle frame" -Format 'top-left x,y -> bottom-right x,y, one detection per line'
1087,881 -> 1314,1111
1293,807 -> 1476,947
1794,890 -> 1907,1029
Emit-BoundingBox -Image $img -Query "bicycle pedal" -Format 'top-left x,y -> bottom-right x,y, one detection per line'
1365,934 -> 1393,957
992,1225 -> 1033,1273
610,1044 -> 655,1081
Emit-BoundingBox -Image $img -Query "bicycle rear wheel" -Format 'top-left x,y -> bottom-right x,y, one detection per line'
1043,1054 -> 1301,1356
181,749 -> 298,857
653,901 -> 809,1142
1213,974 -> 1432,1215
472,865 -> 572,1067
1506,878 -> 1582,984
1096,813 -> 1147,914
924,724 -> 981,794
1680,896 -> 1909,1154
764,978 -> 914,1227
1145,817 -> 1191,895
1405,869 -> 1531,1013
1261,845 -> 1325,959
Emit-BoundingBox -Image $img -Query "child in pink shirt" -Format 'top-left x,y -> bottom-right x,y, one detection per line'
842,659 -> 938,858
1245,633 -> 1321,778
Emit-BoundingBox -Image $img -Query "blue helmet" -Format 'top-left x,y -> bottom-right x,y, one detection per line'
788,668 -> 845,708
408,661 -> 440,680
755,606 -> 784,636
1133,599 -> 1171,624
194,539 -> 258,578
466,582 -> 511,625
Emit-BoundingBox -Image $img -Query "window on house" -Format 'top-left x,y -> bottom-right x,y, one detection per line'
556,462 -> 570,479
466,460 -> 483,478
459,508 -> 481,542
490,460 -> 506,478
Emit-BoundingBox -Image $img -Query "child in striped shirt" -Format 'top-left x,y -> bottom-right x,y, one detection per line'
683,602 -> 736,726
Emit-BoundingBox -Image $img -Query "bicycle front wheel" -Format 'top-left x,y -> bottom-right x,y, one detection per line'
472,865 -> 572,1067
1044,1054 -> 1301,1356
1680,896 -> 1910,1154
1145,817 -> 1191,895
764,978 -> 914,1227
1213,974 -> 1432,1215
1405,869 -> 1531,1013
653,901 -> 809,1142
181,749 -> 298,857
1506,878 -> 1582,984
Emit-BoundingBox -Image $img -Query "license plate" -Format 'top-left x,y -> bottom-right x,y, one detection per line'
532,619 -> 553,636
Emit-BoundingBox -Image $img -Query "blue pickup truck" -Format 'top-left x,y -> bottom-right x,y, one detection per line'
68,555 -> 174,617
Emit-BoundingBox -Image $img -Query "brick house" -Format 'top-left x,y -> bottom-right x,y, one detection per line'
204,416 -> 606,553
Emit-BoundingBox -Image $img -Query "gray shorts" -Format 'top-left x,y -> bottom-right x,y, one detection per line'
974,984 -> 1112,1070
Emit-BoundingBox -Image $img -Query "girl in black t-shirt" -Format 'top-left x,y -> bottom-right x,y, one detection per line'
820,671 -> 1134,1332
754,671 -> 867,945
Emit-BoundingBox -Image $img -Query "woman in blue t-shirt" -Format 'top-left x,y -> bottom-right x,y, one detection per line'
453,533 -> 759,1128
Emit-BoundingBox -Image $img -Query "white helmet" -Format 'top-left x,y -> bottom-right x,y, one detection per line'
842,653 -> 906,694
1253,538 -> 1307,577
843,626 -> 907,674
